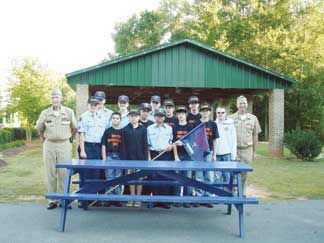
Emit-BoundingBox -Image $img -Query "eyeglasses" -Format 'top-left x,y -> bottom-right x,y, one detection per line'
217,112 -> 225,114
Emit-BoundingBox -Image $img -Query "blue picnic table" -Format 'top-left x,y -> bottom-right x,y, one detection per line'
46,159 -> 258,238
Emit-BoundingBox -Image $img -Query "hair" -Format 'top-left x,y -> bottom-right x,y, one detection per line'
111,112 -> 122,118
216,106 -> 226,112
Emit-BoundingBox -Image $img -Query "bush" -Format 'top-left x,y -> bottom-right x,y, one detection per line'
285,130 -> 322,161
1,127 -> 39,141
0,140 -> 25,151
0,129 -> 14,144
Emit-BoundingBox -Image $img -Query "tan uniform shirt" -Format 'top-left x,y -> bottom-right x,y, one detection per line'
36,105 -> 77,141
228,112 -> 261,149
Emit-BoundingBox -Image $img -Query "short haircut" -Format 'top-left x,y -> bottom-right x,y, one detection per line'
111,112 -> 121,118
216,107 -> 226,112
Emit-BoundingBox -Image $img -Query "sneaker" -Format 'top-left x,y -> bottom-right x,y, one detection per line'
192,203 -> 200,208
202,203 -> 213,208
134,202 -> 142,208
103,202 -> 112,207
114,202 -> 123,207
47,202 -> 58,210
183,203 -> 191,208
126,201 -> 134,207
173,203 -> 181,207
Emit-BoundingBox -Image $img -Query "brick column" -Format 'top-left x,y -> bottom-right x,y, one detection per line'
76,84 -> 89,120
268,89 -> 284,157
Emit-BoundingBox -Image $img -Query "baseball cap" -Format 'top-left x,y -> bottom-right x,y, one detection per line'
154,108 -> 166,116
150,95 -> 161,103
199,103 -> 212,111
118,95 -> 129,103
88,96 -> 98,104
139,103 -> 152,111
128,109 -> 140,116
94,91 -> 106,100
163,99 -> 175,107
188,96 -> 199,104
175,105 -> 187,113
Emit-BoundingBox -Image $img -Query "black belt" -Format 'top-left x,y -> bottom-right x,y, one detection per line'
84,142 -> 101,146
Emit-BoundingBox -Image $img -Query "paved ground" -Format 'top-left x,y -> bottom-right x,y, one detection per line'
0,200 -> 323,243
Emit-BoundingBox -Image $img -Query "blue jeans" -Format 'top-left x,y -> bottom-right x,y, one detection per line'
80,143 -> 101,186
216,153 -> 232,183
104,153 -> 122,195
175,154 -> 193,196
195,152 -> 215,197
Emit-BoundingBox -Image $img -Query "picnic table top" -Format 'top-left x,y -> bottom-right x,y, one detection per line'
56,159 -> 253,172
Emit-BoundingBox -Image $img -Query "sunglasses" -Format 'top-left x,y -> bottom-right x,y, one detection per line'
217,112 -> 225,114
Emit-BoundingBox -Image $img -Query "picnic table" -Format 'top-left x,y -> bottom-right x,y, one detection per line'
46,159 -> 258,238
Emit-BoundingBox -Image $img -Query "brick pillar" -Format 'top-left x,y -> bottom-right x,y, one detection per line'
76,84 -> 89,120
268,89 -> 284,157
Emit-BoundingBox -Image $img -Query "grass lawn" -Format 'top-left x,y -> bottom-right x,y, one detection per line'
0,142 -> 323,202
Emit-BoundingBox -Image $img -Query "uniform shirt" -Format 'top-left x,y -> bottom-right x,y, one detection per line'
164,116 -> 178,127
215,118 -> 237,160
78,111 -> 108,143
228,112 -> 262,148
101,127 -> 122,154
36,105 -> 77,141
121,123 -> 148,160
139,119 -> 154,128
147,123 -> 173,151
187,113 -> 201,127
196,120 -> 219,151
97,107 -> 113,128
173,123 -> 193,156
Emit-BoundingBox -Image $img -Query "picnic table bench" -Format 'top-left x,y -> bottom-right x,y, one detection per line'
46,159 -> 258,238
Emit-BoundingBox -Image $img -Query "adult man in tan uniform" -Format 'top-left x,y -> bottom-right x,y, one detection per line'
36,89 -> 77,209
228,95 -> 261,196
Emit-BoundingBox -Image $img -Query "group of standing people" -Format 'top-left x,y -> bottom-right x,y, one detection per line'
36,88 -> 261,210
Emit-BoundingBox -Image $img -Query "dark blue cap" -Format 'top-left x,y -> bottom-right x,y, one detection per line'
94,91 -> 106,100
118,95 -> 129,103
139,103 -> 152,111
150,95 -> 161,103
154,108 -> 166,117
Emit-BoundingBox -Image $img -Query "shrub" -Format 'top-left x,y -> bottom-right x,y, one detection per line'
284,130 -> 322,161
0,140 -> 25,151
0,129 -> 14,144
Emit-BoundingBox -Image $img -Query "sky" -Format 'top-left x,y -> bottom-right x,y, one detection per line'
0,0 -> 160,87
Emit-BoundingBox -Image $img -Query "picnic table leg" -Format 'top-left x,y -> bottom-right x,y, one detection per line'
226,172 -> 234,215
238,204 -> 244,238
236,173 -> 245,238
59,168 -> 73,232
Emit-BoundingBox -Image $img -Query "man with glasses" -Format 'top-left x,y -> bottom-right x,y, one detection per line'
215,107 -> 237,183
228,95 -> 261,196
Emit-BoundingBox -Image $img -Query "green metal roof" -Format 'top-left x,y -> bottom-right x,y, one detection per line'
66,39 -> 295,89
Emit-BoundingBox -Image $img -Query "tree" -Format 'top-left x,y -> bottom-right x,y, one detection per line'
111,0 -> 324,140
5,57 -> 75,141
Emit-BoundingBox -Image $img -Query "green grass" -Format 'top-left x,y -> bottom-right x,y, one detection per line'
0,149 -> 47,203
0,140 -> 25,152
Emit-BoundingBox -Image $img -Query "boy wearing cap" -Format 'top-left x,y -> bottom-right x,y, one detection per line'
228,95 -> 261,196
101,112 -> 123,207
147,108 -> 173,209
215,107 -> 237,183
139,103 -> 154,128
117,95 -> 130,128
121,109 -> 148,207
163,99 -> 178,127
36,88 -> 77,210
187,96 -> 201,127
148,95 -> 161,121
195,103 -> 219,208
94,91 -> 113,128
173,106 -> 193,208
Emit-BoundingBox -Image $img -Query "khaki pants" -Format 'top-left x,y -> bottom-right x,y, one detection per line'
43,140 -> 71,202
237,146 -> 253,196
